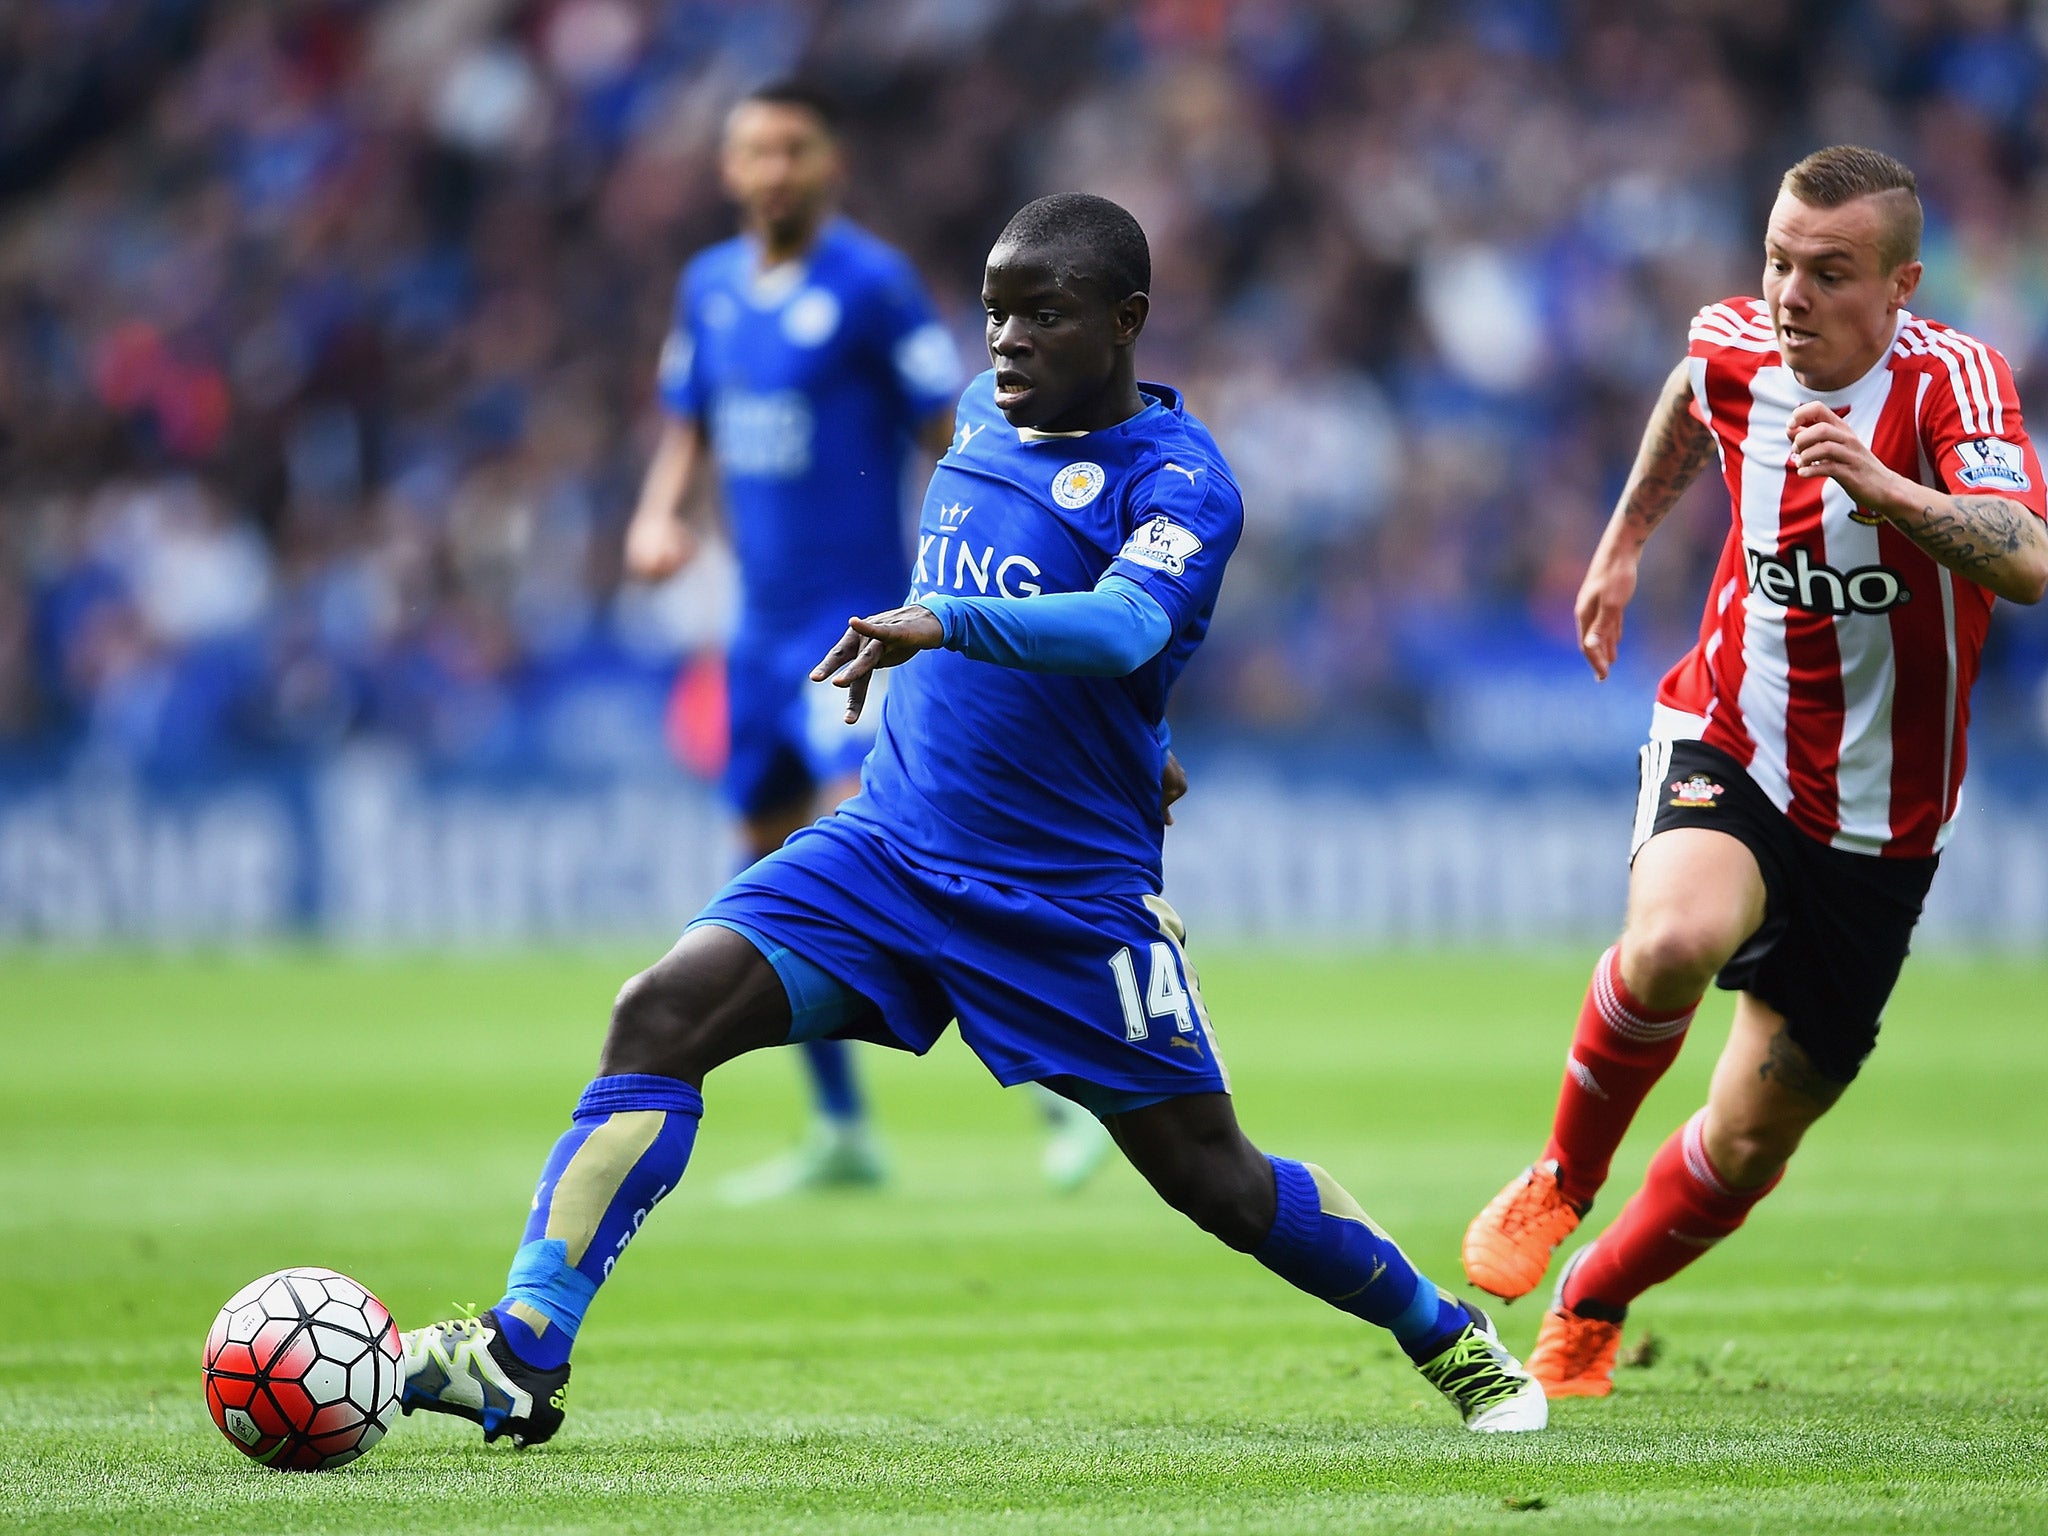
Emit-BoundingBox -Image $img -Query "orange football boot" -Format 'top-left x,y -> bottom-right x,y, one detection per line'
1462,1159 -> 1584,1301
1527,1303 -> 1622,1398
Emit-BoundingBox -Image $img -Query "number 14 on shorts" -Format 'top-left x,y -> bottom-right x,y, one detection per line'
1109,943 -> 1196,1041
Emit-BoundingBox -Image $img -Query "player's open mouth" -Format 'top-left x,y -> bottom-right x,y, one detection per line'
993,370 -> 1035,407
1780,325 -> 1818,346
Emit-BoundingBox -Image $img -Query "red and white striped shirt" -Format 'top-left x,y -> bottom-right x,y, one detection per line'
1655,298 -> 2047,858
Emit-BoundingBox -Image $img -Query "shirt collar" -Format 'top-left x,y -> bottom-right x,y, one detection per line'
1010,383 -> 1179,443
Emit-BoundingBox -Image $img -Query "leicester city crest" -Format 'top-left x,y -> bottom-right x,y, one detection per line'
1052,461 -> 1106,508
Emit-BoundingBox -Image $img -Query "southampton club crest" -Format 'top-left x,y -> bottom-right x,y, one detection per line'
1668,773 -> 1726,809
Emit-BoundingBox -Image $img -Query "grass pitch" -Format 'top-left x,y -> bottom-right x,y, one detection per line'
1,948 -> 2043,1534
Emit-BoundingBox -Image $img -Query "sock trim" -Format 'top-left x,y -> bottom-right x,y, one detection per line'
1597,945 -> 1699,1043
1258,1156 -> 1320,1258
1679,1109 -> 1736,1197
1680,1108 -> 1787,1204
574,1073 -> 704,1121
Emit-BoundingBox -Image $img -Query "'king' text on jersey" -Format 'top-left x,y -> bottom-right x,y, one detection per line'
837,371 -> 1245,895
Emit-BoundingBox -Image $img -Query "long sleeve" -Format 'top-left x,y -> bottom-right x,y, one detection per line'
921,574 -> 1173,676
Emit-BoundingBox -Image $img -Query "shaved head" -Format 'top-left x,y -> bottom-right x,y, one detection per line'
1781,144 -> 1922,272
990,193 -> 1150,304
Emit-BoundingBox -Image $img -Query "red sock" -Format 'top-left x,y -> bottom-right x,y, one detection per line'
1542,944 -> 1698,1207
1563,1109 -> 1783,1312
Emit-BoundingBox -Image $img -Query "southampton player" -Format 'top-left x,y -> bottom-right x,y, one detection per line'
623,82 -> 1112,1200
400,194 -> 1547,1442
1462,146 -> 2048,1396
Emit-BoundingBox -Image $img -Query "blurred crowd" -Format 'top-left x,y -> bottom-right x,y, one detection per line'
5,0 -> 2048,774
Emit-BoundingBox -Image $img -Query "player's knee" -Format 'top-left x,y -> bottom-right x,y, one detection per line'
1622,912 -> 1736,1000
608,964 -> 687,1050
1710,1127 -> 1792,1189
605,956 -> 725,1076
1703,1112 -> 1799,1189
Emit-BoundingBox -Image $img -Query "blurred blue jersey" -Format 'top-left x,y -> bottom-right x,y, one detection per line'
658,217 -> 961,631
838,370 -> 1244,894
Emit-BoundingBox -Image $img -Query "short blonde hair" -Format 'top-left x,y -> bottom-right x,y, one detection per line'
1781,145 -> 1922,270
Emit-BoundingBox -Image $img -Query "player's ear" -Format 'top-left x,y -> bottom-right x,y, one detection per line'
1113,291 -> 1149,348
1890,259 -> 1923,309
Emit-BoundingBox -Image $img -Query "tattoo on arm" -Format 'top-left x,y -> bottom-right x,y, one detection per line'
1892,494 -> 2048,577
1755,1026 -> 1843,1109
1617,379 -> 1716,540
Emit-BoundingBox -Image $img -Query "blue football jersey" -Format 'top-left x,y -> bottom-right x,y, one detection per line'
838,370 -> 1244,894
658,217 -> 961,631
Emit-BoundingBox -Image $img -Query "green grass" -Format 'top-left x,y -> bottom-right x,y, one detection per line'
1,950 -> 2043,1534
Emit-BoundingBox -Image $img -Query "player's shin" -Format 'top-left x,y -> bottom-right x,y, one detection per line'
1563,1108 -> 1781,1312
1254,1157 -> 1469,1362
1545,944 -> 1698,1206
494,1074 -> 704,1369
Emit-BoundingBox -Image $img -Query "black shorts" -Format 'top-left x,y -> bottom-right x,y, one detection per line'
1630,739 -> 1939,1085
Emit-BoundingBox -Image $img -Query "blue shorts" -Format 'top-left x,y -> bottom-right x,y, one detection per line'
724,622 -> 887,818
694,814 -> 1230,1111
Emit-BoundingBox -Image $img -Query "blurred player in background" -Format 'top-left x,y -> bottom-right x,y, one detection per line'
1463,146 -> 2048,1396
623,81 -> 1113,1201
399,194 -> 1547,1445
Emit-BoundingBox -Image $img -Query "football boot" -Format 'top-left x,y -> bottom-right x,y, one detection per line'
399,1309 -> 568,1447
1414,1301 -> 1549,1432
1463,1159 -> 1585,1301
1527,1248 -> 1625,1398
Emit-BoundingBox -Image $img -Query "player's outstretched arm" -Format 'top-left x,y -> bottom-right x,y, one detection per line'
920,578 -> 1171,678
812,605 -> 945,723
1786,402 -> 2048,604
623,418 -> 708,581
810,580 -> 1177,723
1577,360 -> 1717,680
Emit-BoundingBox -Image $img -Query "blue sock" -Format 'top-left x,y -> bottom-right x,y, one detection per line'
1254,1156 -> 1471,1364
802,1037 -> 863,1123
494,1074 -> 703,1370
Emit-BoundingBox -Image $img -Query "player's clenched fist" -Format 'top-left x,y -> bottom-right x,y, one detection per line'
1785,401 -> 1902,510
812,604 -> 945,722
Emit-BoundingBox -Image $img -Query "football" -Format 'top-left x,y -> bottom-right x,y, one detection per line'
201,1267 -> 403,1471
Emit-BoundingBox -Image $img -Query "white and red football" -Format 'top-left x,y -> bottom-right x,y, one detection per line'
201,1267 -> 402,1471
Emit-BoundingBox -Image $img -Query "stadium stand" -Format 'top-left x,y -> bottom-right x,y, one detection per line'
4,0 -> 2047,774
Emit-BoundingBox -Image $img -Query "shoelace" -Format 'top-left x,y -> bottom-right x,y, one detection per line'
1421,1333 -> 1525,1415
411,1306 -> 489,1353
1545,1314 -> 1617,1375
1494,1170 -> 1572,1239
